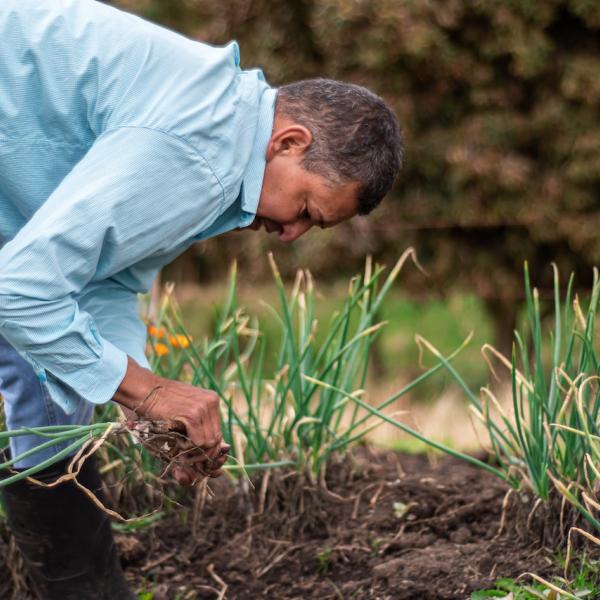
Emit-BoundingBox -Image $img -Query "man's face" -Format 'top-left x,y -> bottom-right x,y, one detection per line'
246,117 -> 360,243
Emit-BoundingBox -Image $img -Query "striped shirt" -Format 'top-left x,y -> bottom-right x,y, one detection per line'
0,0 -> 276,413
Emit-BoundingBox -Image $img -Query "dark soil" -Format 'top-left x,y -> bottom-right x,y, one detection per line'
0,447 -> 564,599
114,448 -> 559,600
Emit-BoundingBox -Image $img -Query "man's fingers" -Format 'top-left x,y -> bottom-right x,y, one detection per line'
172,465 -> 195,486
200,390 -> 222,450
175,389 -> 222,449
208,392 -> 223,447
188,447 -> 228,471
174,439 -> 229,468
121,374 -> 229,484
173,437 -> 229,460
171,445 -> 228,485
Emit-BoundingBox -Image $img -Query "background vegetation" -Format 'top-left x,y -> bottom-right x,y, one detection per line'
111,0 -> 600,354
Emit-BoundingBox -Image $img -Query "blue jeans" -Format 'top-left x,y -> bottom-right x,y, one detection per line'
0,335 -> 95,468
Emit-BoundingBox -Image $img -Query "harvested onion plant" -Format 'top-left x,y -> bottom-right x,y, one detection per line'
0,416 -> 211,520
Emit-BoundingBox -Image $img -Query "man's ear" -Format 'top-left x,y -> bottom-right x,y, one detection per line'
266,124 -> 312,160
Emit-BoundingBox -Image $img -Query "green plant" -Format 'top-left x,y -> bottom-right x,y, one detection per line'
2,251 -> 465,489
316,547 -> 332,574
443,266 -> 600,517
471,564 -> 600,600
150,250 -> 461,476
0,422 -> 116,487
439,267 -> 597,485
369,263 -> 600,563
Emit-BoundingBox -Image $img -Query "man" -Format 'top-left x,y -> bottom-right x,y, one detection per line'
0,0 -> 402,598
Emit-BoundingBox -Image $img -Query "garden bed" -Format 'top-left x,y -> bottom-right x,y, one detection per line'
116,448 -> 558,599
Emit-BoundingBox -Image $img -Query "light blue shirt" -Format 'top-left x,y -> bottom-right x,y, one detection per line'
0,0 -> 276,414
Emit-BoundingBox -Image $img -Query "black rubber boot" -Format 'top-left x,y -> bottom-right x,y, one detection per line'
0,452 -> 137,600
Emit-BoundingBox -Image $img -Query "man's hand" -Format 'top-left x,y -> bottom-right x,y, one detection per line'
113,356 -> 229,483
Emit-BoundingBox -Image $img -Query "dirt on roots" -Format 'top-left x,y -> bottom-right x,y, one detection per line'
1,448 -> 566,599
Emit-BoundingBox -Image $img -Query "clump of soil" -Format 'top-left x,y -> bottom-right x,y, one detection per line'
117,448 -> 559,599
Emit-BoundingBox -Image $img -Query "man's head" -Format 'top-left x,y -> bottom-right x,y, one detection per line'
251,79 -> 403,242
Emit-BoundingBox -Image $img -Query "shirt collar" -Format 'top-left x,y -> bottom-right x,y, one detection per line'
240,86 -> 277,217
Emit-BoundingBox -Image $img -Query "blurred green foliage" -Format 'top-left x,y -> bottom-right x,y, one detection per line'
177,284 -> 493,397
111,0 -> 600,349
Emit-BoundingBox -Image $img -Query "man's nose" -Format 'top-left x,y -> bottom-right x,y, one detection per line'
280,220 -> 314,242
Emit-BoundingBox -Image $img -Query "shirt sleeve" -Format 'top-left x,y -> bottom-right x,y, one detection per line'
0,126 -> 224,414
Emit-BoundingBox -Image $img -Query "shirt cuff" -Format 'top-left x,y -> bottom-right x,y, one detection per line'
39,339 -> 128,415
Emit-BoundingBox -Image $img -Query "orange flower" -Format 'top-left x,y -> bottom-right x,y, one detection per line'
148,325 -> 165,339
169,334 -> 190,349
153,342 -> 169,356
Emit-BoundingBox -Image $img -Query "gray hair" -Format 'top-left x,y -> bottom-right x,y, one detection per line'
276,79 -> 403,215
